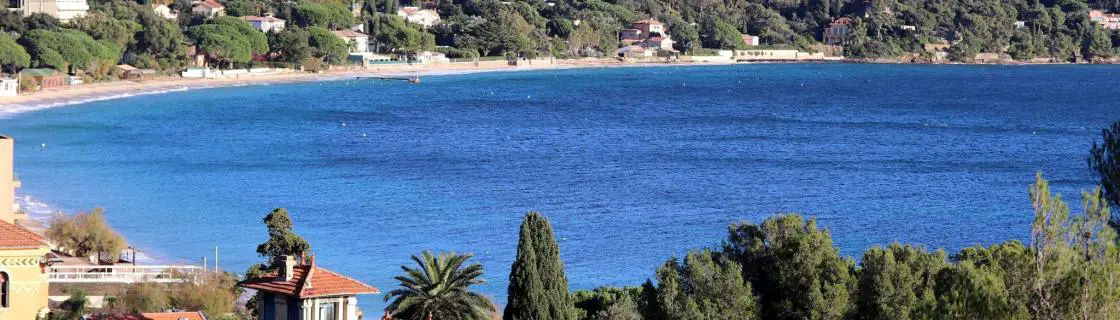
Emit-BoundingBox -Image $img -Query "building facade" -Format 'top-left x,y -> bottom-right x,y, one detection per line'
16,0 -> 88,22
0,219 -> 50,320
823,17 -> 852,45
0,135 -> 18,224
396,7 -> 440,28
331,30 -> 369,53
239,256 -> 379,320
241,15 -> 286,33
0,79 -> 16,97
191,0 -> 225,19
1090,10 -> 1120,30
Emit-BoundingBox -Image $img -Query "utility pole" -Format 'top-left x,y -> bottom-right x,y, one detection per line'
214,246 -> 220,273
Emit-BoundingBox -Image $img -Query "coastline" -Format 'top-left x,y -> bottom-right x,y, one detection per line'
0,58 -> 685,113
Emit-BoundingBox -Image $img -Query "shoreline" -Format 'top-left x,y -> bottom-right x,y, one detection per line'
0,59 -> 683,114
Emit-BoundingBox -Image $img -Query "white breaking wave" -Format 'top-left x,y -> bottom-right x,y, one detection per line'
0,87 -> 191,118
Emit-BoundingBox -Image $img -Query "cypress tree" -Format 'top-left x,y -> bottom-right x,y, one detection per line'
504,212 -> 574,320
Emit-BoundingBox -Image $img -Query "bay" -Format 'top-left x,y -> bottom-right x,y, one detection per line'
1,64 -> 1117,310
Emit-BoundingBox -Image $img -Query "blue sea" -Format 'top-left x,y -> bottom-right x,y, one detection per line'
1,64 -> 1118,311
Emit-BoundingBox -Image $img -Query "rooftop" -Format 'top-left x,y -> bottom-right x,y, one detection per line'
239,258 -> 380,298
240,15 -> 284,22
0,219 -> 47,250
331,29 -> 367,38
633,18 -> 662,25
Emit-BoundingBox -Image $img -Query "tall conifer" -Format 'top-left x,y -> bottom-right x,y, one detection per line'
504,212 -> 574,320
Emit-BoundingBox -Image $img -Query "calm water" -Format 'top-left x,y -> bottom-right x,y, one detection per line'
1,64 -> 1117,310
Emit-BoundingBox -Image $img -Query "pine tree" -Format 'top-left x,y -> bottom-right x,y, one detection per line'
504,212 -> 575,320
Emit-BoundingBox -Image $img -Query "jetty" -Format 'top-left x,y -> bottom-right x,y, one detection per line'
356,70 -> 421,83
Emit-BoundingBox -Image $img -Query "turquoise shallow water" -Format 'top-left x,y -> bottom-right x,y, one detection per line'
1,64 -> 1118,310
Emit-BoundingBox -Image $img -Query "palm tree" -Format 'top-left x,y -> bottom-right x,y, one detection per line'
384,251 -> 496,320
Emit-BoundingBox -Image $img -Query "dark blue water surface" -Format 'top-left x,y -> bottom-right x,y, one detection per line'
1,64 -> 1118,310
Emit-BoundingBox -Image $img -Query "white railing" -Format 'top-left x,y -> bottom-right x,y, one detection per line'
48,265 -> 204,284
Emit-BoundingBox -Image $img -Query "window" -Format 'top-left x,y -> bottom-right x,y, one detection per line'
319,302 -> 338,320
0,271 -> 8,308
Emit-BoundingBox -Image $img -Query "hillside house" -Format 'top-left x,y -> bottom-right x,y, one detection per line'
396,7 -> 440,28
823,17 -> 852,45
151,3 -> 177,19
15,0 -> 89,22
191,0 -> 224,18
332,29 -> 369,53
241,14 -> 286,33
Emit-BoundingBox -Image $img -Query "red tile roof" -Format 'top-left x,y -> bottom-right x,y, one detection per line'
195,0 -> 223,9
239,260 -> 380,298
88,312 -> 207,320
331,29 -> 367,38
240,15 -> 284,22
0,219 -> 46,250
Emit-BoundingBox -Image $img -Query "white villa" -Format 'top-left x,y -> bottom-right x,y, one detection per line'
151,3 -> 177,20
15,0 -> 89,22
332,29 -> 369,53
241,14 -> 286,33
0,78 -> 16,97
191,0 -> 225,18
396,6 -> 440,28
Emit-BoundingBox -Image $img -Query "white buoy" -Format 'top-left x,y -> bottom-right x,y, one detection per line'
40,143 -> 46,148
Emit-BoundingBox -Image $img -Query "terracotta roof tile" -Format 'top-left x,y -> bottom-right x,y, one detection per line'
0,220 -> 46,250
239,261 -> 379,298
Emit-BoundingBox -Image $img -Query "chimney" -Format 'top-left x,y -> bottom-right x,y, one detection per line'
276,255 -> 296,281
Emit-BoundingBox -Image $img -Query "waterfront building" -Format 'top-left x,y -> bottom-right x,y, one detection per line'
0,78 -> 16,97
241,14 -> 286,33
742,34 -> 760,46
151,3 -> 177,19
239,255 -> 379,320
15,0 -> 88,22
396,7 -> 441,28
0,219 -> 51,319
191,0 -> 225,19
21,68 -> 65,91
823,17 -> 852,45
331,30 -> 370,54
619,18 -> 675,54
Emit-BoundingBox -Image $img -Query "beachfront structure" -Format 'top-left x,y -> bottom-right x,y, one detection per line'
823,17 -> 852,45
1090,10 -> 1120,30
15,0 -> 88,22
0,79 -> 15,97
191,0 -> 225,18
331,29 -> 369,54
21,68 -> 65,90
415,51 -> 449,64
239,255 -> 379,320
241,15 -> 286,33
640,36 -> 675,52
0,219 -> 51,319
0,135 -> 19,224
616,45 -> 653,58
87,311 -> 208,320
742,34 -> 760,46
396,7 -> 441,28
151,3 -> 177,20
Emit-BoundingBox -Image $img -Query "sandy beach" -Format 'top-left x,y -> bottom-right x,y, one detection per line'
0,58 -> 676,110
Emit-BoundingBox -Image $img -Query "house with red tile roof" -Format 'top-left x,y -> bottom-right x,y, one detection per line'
240,14 -> 286,33
191,0 -> 225,18
239,255 -> 379,320
618,18 -> 678,55
823,17 -> 853,45
0,218 -> 51,320
85,311 -> 208,320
